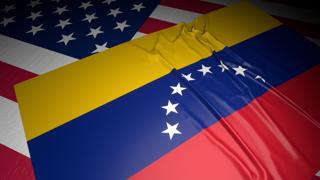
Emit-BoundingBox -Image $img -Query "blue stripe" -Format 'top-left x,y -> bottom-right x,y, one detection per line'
28,26 -> 319,179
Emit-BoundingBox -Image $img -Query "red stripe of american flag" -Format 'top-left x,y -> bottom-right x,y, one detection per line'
138,0 -> 319,40
0,144 -> 35,179
0,61 -> 37,102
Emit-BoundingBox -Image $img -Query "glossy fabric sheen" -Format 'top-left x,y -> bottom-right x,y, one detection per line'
130,66 -> 320,180
15,2 -> 281,140
27,26 -> 319,179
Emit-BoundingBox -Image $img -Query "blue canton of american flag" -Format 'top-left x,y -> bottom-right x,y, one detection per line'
0,0 -> 158,58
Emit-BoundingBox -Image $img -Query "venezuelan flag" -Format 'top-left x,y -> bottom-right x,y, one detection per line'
15,2 -> 320,179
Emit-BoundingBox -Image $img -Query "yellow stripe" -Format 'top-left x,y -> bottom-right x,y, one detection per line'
15,2 -> 281,140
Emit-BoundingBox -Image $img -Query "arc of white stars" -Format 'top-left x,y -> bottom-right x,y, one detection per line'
26,11 -> 42,21
53,6 -> 68,15
182,73 -> 195,81
131,3 -> 145,12
162,122 -> 182,140
161,100 -> 179,116
92,42 -> 108,54
78,1 -> 93,10
27,0 -> 41,8
1,4 -> 15,13
170,83 -> 186,96
82,13 -> 98,23
55,18 -> 72,29
255,75 -> 266,83
86,26 -> 103,39
113,20 -> 130,32
218,60 -> 229,72
0,16 -> 15,27
198,64 -> 212,76
26,24 -> 44,35
233,65 -> 247,77
57,33 -> 76,45
108,8 -> 122,17
102,0 -> 116,5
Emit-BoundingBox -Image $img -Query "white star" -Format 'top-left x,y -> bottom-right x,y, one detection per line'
182,73 -> 195,81
0,16 -> 15,27
108,8 -> 122,17
233,66 -> 247,77
113,20 -> 130,32
102,0 -> 116,5
1,4 -> 15,13
27,0 -> 41,8
92,42 -> 108,54
218,60 -> 229,72
78,1 -> 93,10
55,18 -> 72,29
82,13 -> 98,23
57,33 -> 76,45
197,64 -> 212,76
162,122 -> 182,140
26,11 -> 42,21
26,24 -> 44,35
255,75 -> 266,83
170,83 -> 186,96
86,26 -> 103,39
131,3 -> 145,12
53,6 -> 68,15
161,100 -> 179,115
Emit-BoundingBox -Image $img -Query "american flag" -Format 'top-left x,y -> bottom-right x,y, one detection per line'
0,0 -> 319,179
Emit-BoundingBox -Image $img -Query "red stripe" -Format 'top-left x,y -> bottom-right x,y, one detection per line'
139,18 -> 176,34
0,144 -> 35,180
0,61 -> 37,102
130,65 -> 320,179
147,1 -> 319,39
160,0 -> 224,14
275,16 -> 320,39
